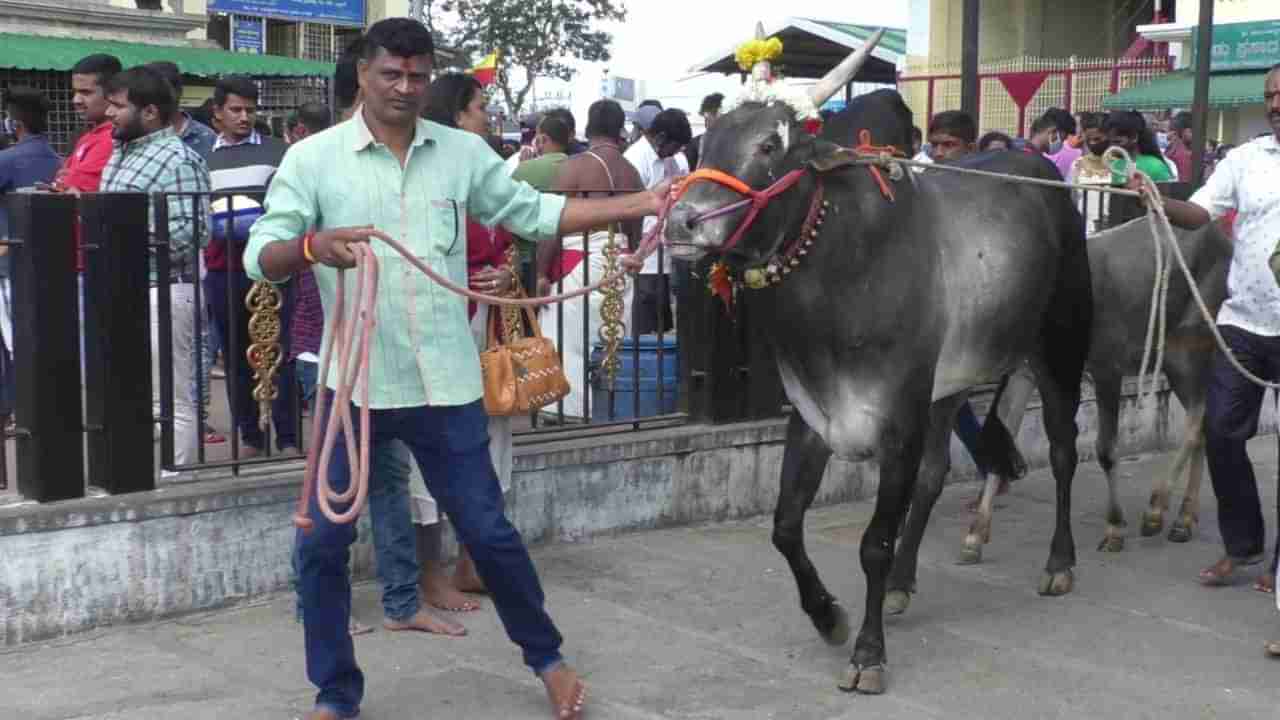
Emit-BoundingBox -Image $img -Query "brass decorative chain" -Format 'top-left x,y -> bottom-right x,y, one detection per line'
597,224 -> 625,388
245,279 -> 283,431
501,243 -> 524,344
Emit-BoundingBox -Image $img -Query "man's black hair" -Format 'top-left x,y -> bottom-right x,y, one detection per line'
214,75 -> 258,107
585,99 -> 625,140
424,72 -> 483,128
977,131 -> 1014,151
362,17 -> 434,61
5,86 -> 50,135
649,108 -> 692,145
699,92 -> 724,115
146,60 -> 183,98
544,107 -> 576,135
538,112 -> 572,149
291,102 -> 332,134
1045,107 -> 1076,136
1029,113 -> 1057,136
928,110 -> 977,143
71,54 -> 123,88
1105,110 -> 1162,156
638,99 -> 663,110
911,126 -> 923,142
1079,111 -> 1105,131
1171,111 -> 1193,132
334,35 -> 366,111
106,66 -> 177,124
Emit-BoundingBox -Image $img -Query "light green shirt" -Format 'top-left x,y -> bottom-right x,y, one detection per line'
244,109 -> 566,408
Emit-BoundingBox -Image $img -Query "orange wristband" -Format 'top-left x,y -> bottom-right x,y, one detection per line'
301,232 -> 317,264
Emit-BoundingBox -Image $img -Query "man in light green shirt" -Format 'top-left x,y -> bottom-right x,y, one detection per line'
510,111 -> 570,288
245,19 -> 665,720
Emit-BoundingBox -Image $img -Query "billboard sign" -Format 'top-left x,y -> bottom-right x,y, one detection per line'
231,15 -> 265,54
209,0 -> 365,27
1191,20 -> 1280,71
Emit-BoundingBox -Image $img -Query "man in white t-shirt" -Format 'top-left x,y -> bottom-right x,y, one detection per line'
1153,66 -> 1280,610
624,107 -> 691,334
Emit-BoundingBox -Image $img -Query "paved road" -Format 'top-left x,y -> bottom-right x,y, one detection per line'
3,437 -> 1279,719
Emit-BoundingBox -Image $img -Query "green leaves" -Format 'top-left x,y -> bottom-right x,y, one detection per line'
434,0 -> 627,118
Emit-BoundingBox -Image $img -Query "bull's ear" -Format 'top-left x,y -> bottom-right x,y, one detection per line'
807,140 -> 863,173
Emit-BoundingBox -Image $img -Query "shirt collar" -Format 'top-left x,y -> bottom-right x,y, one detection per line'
349,105 -> 435,152
117,125 -> 177,152
212,129 -> 261,152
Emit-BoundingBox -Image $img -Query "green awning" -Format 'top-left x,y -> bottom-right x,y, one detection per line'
0,32 -> 334,78
1102,70 -> 1267,111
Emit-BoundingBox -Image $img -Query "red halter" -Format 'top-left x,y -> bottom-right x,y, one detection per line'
674,167 -> 810,253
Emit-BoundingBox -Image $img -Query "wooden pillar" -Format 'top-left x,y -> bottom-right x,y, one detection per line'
1190,0 -> 1214,187
961,0 -> 980,120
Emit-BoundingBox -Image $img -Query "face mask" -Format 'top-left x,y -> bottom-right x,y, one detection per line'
1049,139 -> 1064,154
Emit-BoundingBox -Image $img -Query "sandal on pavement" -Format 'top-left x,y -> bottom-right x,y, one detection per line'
1198,554 -> 1264,587
1265,640 -> 1280,657
1252,573 -> 1275,594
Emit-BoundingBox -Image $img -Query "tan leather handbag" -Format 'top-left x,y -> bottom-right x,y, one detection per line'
480,301 -> 570,416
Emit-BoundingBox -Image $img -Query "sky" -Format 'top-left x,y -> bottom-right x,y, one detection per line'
512,0 -> 914,131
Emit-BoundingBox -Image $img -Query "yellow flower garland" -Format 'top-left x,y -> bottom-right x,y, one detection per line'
735,37 -> 783,72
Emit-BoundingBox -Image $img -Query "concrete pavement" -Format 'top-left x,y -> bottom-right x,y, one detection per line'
3,436 -> 1279,720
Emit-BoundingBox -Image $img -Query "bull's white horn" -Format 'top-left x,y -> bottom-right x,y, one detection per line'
808,28 -> 885,108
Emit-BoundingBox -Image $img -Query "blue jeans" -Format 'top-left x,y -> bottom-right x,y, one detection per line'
297,394 -> 562,715
293,438 -> 419,624
954,400 -> 988,478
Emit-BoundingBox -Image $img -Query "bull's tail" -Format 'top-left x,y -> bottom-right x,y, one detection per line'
975,375 -> 1028,480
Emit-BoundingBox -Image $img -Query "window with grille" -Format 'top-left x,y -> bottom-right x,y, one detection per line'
0,70 -> 79,156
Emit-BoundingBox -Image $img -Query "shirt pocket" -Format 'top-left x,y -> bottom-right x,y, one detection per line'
429,196 -> 464,257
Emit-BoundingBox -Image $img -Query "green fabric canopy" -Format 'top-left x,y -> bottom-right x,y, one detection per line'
1102,70 -> 1268,111
0,32 -> 333,78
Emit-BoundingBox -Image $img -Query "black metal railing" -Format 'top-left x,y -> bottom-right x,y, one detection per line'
1,187 -> 797,504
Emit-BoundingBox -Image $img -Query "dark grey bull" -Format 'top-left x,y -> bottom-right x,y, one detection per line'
956,217 -> 1229,567
664,86 -> 1093,693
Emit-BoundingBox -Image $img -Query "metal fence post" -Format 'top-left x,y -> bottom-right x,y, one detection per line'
7,192 -> 84,502
81,192 -> 155,494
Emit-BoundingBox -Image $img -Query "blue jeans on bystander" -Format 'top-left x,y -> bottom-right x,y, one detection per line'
296,394 -> 562,717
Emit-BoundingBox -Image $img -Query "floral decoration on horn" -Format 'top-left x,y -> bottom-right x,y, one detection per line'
729,33 -> 821,122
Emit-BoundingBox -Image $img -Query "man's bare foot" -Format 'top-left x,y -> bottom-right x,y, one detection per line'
965,477 -> 1010,512
383,608 -> 466,636
541,664 -> 587,720
454,548 -> 489,595
421,569 -> 481,612
349,618 -> 374,636
301,708 -> 343,720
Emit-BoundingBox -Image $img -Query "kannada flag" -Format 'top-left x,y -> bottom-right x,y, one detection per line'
470,52 -> 498,86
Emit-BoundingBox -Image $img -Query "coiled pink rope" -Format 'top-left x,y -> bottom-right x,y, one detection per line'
294,196 -> 676,529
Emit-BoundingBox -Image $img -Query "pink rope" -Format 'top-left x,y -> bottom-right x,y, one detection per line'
293,199 -> 674,529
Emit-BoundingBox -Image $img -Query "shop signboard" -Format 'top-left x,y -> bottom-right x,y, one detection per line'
231,15 -> 265,54
1191,19 -> 1280,71
210,0 -> 364,27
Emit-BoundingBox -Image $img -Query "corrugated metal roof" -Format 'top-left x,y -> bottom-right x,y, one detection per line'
1102,70 -> 1267,111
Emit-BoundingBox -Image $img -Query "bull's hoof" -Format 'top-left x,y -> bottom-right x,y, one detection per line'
819,603 -> 851,646
1038,568 -> 1075,596
838,663 -> 887,694
1140,510 -> 1164,537
1097,533 -> 1125,553
1168,521 -> 1195,543
959,536 -> 984,565
883,590 -> 911,616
